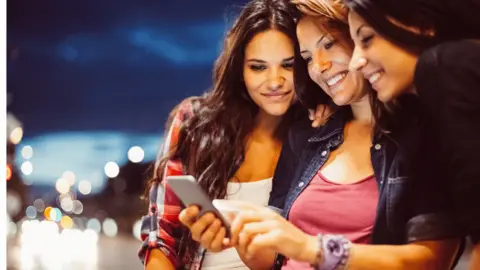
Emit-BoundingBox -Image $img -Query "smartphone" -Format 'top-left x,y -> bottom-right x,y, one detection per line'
167,175 -> 232,237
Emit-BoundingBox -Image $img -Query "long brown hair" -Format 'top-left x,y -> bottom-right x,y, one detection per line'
147,0 -> 298,265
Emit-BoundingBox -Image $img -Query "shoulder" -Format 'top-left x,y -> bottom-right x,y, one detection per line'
287,109 -> 348,151
418,39 -> 480,68
415,39 -> 480,101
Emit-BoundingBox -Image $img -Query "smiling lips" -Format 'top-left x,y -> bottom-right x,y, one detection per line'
261,90 -> 292,101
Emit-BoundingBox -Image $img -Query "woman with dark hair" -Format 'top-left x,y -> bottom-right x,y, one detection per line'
215,0 -> 461,269
138,0 -> 304,269
345,0 -> 480,268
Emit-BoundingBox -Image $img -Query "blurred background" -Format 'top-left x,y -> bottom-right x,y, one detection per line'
6,0 -> 244,269
4,0 -> 474,269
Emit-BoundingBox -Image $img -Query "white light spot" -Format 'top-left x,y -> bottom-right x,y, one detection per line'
21,161 -> 33,175
21,145 -> 34,159
72,200 -> 84,215
133,219 -> 142,240
102,218 -> 118,237
78,180 -> 92,195
55,178 -> 70,194
62,171 -> 76,186
104,161 -> 120,178
128,146 -> 145,163
60,197 -> 74,213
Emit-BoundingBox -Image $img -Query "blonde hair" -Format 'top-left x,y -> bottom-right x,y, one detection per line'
291,0 -> 352,49
291,0 -> 348,22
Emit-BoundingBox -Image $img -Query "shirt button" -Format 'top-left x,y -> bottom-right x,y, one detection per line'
321,150 -> 327,156
374,144 -> 382,150
298,182 -> 305,188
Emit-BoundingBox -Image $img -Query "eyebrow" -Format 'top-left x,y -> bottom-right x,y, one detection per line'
355,24 -> 367,37
300,34 -> 326,54
246,56 -> 295,63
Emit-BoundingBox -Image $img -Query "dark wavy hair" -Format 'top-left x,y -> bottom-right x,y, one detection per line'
147,0 -> 298,265
343,0 -> 480,54
291,0 -> 394,132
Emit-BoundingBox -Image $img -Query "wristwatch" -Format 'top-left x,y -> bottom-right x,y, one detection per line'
312,234 -> 352,270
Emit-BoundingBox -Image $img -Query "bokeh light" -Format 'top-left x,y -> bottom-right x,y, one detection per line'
55,178 -> 70,194
104,161 -> 119,178
26,206 -> 37,219
33,199 -> 45,212
21,145 -> 34,159
10,127 -> 23,144
86,218 -> 101,233
21,161 -> 33,176
7,164 -> 12,180
72,200 -> 84,215
78,180 -> 92,195
60,216 -> 73,229
102,218 -> 118,237
62,171 -> 76,186
44,207 -> 53,220
128,146 -> 145,163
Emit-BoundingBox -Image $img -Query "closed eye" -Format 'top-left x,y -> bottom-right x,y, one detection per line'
249,64 -> 266,71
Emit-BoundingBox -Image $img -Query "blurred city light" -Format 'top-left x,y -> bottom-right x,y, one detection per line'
78,180 -> 92,195
133,219 -> 142,240
55,178 -> 70,194
60,216 -> 73,229
7,164 -> 12,180
60,197 -> 74,213
10,127 -> 24,145
25,206 -> 37,219
128,146 -> 145,163
72,200 -> 84,215
21,161 -> 33,175
62,171 -> 76,186
33,199 -> 45,212
86,218 -> 101,233
104,161 -> 120,178
102,218 -> 118,237
21,145 -> 34,159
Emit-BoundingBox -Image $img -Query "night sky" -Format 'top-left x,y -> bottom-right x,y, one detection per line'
7,0 -> 245,137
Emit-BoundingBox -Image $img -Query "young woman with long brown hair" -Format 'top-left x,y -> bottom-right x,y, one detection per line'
138,0 -> 306,269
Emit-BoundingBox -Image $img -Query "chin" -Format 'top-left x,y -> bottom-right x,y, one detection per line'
377,88 -> 396,103
332,94 -> 354,106
263,106 -> 290,117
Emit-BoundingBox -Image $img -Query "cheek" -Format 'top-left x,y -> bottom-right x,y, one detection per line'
308,67 -> 327,90
243,70 -> 262,94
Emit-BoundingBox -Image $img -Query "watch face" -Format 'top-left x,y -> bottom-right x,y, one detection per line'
326,237 -> 344,256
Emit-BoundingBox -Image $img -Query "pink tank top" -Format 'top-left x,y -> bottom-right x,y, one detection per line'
282,171 -> 379,270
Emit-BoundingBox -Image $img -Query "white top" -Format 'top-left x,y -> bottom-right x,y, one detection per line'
201,178 -> 273,270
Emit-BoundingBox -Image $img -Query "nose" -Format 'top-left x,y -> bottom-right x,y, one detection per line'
268,68 -> 285,91
349,46 -> 367,72
311,51 -> 332,77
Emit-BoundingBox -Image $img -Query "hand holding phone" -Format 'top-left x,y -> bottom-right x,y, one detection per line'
167,175 -> 233,237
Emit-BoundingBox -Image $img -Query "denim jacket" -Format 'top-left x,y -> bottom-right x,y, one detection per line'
268,99 -> 461,269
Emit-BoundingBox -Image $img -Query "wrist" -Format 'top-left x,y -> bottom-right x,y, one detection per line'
305,235 -> 321,265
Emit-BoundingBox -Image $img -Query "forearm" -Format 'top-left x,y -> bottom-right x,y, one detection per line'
303,237 -> 459,270
470,243 -> 480,270
346,240 -> 459,270
146,249 -> 175,270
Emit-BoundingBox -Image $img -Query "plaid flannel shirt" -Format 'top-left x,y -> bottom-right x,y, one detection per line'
138,101 -> 205,270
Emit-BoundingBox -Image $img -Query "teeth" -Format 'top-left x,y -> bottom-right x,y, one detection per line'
368,72 -> 382,84
326,73 -> 346,86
